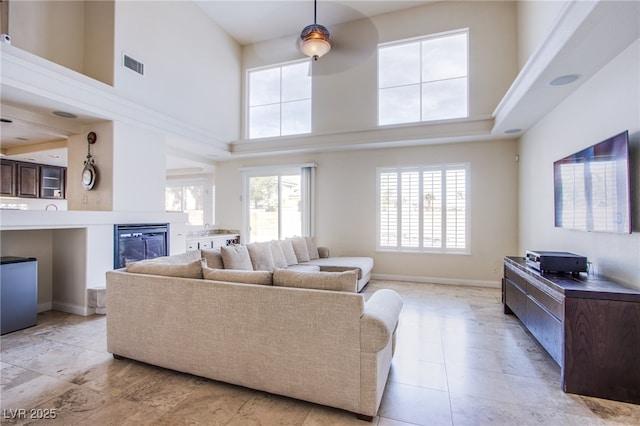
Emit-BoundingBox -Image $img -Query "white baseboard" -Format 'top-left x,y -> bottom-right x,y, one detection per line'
37,302 -> 53,313
52,301 -> 91,316
371,273 -> 501,288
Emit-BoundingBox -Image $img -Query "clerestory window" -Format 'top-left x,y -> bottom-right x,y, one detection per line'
378,29 -> 468,126
247,60 -> 311,139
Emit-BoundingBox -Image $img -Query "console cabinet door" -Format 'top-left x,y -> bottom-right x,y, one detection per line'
0,160 -> 16,196
17,163 -> 39,198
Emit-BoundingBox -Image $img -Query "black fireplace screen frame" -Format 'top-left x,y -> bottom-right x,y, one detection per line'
114,223 -> 169,269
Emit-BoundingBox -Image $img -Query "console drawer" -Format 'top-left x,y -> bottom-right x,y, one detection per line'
504,277 -> 526,320
526,280 -> 564,320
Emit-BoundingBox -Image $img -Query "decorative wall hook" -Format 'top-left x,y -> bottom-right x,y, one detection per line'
82,132 -> 98,190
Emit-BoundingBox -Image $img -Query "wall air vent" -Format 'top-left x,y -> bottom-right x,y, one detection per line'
123,54 -> 144,76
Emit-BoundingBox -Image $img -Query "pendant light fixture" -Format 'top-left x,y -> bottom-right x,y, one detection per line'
299,0 -> 331,61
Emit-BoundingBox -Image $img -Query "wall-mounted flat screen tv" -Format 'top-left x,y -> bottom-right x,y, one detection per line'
554,130 -> 631,234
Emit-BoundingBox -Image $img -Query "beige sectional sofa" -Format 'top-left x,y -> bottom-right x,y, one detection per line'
212,237 -> 374,292
106,251 -> 402,420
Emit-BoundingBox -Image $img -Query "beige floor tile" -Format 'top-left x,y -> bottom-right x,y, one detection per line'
2,281 -> 639,425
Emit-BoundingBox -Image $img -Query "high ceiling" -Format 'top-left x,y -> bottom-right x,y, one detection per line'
1,1 -> 434,169
194,1 -> 434,45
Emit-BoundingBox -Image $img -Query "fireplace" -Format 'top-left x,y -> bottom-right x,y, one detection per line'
114,224 -> 169,269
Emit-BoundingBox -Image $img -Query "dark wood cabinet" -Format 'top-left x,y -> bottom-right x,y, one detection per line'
17,163 -> 39,198
503,257 -> 640,404
0,160 -> 66,200
40,166 -> 65,199
0,160 -> 16,196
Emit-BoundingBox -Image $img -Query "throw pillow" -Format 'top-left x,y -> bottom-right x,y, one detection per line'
247,242 -> 275,271
269,240 -> 288,268
220,245 -> 253,270
203,267 -> 272,286
272,268 -> 358,293
126,258 -> 204,279
289,237 -> 311,263
278,239 -> 298,266
305,237 -> 320,260
201,248 -> 224,269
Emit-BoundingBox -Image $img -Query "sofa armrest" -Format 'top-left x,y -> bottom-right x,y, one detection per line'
317,246 -> 330,258
360,289 -> 403,353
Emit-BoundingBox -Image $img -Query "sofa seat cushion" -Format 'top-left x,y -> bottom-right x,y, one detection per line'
273,268 -> 358,293
286,264 -> 321,272
305,257 -> 374,280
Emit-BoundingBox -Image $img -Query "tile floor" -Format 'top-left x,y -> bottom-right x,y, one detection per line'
1,280 -> 639,425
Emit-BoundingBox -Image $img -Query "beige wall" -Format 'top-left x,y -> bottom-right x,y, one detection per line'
242,0 -> 517,139
67,122 -> 114,211
9,0 -> 114,85
518,39 -> 640,288
516,0 -> 569,69
215,139 -> 519,285
0,230 -> 54,311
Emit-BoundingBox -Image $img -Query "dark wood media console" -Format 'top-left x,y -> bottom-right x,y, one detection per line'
503,256 -> 640,404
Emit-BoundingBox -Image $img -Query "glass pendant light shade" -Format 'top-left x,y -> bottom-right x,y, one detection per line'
300,24 -> 331,60
299,1 -> 331,61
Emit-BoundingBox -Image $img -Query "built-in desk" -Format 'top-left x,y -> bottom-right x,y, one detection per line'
503,256 -> 640,404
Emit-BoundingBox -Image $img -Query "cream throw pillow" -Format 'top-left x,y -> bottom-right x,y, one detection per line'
221,245 -> 253,270
203,267 -> 272,286
305,237 -> 320,260
201,248 -> 224,269
278,240 -> 298,266
247,242 -> 275,271
269,240 -> 288,268
273,268 -> 358,293
289,237 -> 311,263
126,258 -> 204,279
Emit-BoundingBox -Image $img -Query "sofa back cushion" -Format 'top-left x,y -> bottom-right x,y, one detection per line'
273,268 -> 358,293
145,250 -> 202,265
201,248 -> 224,269
221,245 -> 253,270
278,240 -> 298,266
126,258 -> 204,279
247,242 -> 275,271
203,267 -> 273,286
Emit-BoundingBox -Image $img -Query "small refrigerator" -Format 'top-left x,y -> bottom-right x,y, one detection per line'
1,257 -> 38,335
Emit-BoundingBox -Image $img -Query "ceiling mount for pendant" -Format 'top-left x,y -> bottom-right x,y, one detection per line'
299,0 -> 331,61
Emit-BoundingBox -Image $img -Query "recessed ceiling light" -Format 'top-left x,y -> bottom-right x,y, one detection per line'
504,128 -> 522,134
53,111 -> 77,119
549,74 -> 581,86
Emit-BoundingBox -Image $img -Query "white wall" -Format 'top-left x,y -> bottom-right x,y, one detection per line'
215,139 -> 519,285
111,122 -> 166,212
518,39 -> 640,288
241,0 -> 517,139
113,0 -> 241,143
